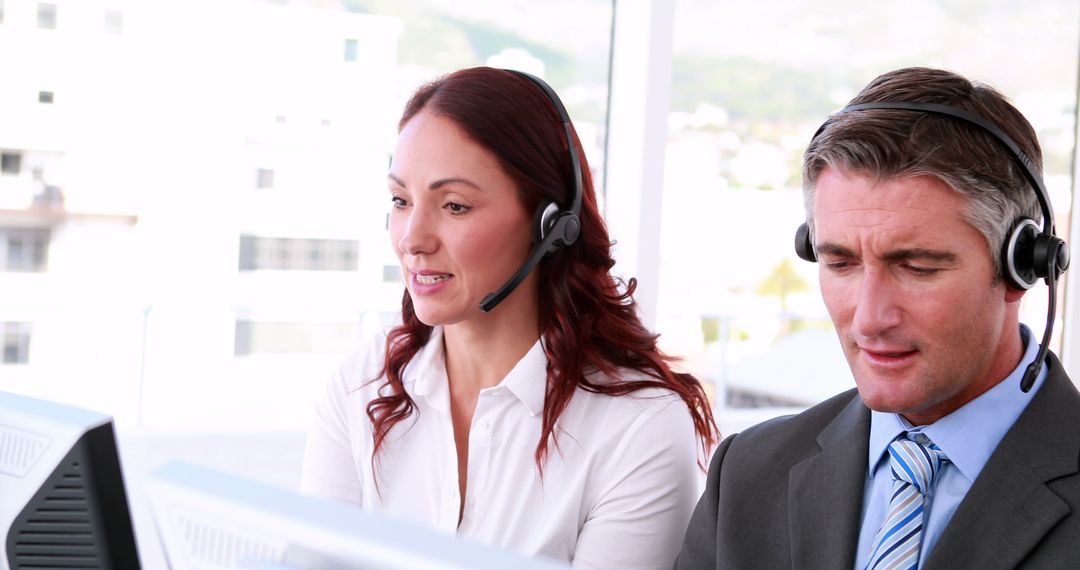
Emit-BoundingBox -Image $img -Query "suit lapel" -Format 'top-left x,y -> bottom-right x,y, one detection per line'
925,354 -> 1080,569
789,391 -> 871,568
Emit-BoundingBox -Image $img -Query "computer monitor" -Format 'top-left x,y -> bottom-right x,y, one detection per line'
0,390 -> 141,570
147,461 -> 572,570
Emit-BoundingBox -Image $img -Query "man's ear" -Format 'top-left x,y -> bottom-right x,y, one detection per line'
1004,283 -> 1027,304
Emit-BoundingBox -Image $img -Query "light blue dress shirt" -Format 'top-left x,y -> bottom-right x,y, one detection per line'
854,324 -> 1047,570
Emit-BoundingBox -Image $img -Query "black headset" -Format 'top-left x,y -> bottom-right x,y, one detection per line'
796,101 -> 1070,392
478,70 -> 583,312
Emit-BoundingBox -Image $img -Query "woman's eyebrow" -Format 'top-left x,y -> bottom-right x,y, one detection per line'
387,173 -> 484,192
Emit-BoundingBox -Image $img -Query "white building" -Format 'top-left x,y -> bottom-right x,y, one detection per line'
0,0 -> 404,433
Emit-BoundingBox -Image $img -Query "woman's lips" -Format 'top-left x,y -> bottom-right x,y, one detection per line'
409,270 -> 454,294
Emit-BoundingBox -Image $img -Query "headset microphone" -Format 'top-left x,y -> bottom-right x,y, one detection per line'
479,70 -> 583,313
796,101 -> 1070,392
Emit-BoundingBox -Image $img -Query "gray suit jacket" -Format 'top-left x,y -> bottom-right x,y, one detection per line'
675,352 -> 1080,569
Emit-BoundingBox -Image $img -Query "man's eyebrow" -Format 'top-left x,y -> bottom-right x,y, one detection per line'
881,248 -> 958,263
815,242 -> 958,263
815,243 -> 855,257
386,173 -> 484,191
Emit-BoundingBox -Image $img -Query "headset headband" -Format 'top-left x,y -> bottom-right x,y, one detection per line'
478,69 -> 584,312
508,70 -> 583,217
822,101 -> 1054,236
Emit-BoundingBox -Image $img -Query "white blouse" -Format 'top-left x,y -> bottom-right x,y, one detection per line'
300,326 -> 703,569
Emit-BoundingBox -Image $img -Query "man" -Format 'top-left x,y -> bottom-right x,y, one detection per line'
676,67 -> 1080,569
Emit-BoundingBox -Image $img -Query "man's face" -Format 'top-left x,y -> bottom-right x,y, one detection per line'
813,167 -> 1024,425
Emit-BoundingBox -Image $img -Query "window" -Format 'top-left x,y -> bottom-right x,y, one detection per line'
3,229 -> 49,272
37,91 -> 53,104
382,264 -> 402,283
2,322 -> 31,364
234,320 -> 358,355
104,9 -> 123,35
238,235 -> 257,270
337,240 -> 358,269
344,38 -> 359,62
37,3 -> 56,29
1,152 -> 20,175
256,168 -> 274,189
238,235 -> 360,271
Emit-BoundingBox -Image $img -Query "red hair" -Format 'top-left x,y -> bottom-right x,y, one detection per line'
368,67 -> 717,472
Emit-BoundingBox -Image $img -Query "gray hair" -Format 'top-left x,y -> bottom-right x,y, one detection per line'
802,67 -> 1042,280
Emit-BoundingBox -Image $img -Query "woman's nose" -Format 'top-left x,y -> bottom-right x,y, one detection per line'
395,206 -> 438,256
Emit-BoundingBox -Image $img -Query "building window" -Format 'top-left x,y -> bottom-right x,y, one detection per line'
238,235 -> 360,271
1,152 -> 20,176
382,264 -> 401,283
37,3 -> 56,29
104,9 -> 123,35
338,240 -> 358,269
3,229 -> 49,272
307,240 -> 323,265
256,168 -> 274,189
234,320 -> 358,355
344,38 -> 359,62
238,235 -> 256,271
38,91 -> 54,104
2,322 -> 31,364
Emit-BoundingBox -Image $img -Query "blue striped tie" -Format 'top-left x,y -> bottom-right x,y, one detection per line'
865,433 -> 948,570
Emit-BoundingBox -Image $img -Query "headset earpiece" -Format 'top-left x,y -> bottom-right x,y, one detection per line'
547,211 -> 581,252
1038,232 -> 1070,280
533,200 -> 581,255
1004,218 -> 1041,289
1004,218 -> 1072,290
794,223 -> 816,262
534,201 -> 559,241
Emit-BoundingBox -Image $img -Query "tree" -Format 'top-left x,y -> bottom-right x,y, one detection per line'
755,258 -> 809,312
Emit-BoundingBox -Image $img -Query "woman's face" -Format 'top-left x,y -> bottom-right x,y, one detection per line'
388,110 -> 535,326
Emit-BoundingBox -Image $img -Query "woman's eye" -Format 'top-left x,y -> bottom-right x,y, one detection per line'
390,196 -> 407,208
444,202 -> 470,215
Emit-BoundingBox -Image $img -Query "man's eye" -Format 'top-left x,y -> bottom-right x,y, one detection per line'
904,264 -> 940,276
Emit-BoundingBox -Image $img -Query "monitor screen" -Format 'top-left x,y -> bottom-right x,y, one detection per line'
0,390 -> 140,570
147,461 -> 572,570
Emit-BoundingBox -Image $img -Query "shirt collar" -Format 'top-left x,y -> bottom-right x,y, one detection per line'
496,337 -> 548,416
867,324 -> 1046,481
409,326 -> 450,411
406,326 -> 548,417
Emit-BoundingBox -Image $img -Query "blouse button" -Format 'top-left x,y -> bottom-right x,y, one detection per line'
477,419 -> 490,430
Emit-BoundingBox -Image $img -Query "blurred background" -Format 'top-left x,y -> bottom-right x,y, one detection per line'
1,0 -> 1077,535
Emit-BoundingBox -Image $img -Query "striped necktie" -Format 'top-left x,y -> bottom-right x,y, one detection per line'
865,433 -> 949,570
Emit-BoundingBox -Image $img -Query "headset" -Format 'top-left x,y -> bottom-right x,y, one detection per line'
478,70 -> 583,312
795,101 -> 1070,392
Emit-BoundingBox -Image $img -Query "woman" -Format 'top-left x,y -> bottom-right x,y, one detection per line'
300,67 -> 717,569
